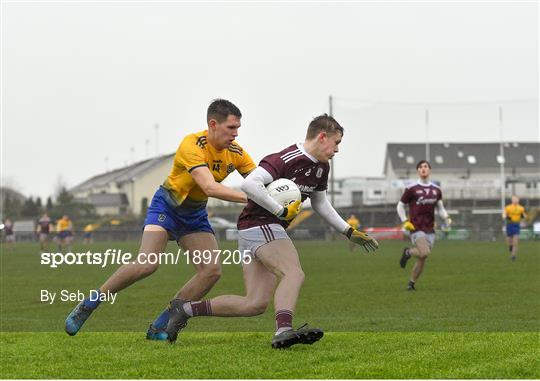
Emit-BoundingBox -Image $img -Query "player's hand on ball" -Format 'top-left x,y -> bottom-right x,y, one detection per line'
445,217 -> 453,226
402,220 -> 415,231
346,228 -> 379,253
278,200 -> 302,221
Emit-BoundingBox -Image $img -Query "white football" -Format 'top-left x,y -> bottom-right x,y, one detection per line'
266,178 -> 301,207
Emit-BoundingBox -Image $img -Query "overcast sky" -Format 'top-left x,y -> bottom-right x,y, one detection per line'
2,1 -> 538,200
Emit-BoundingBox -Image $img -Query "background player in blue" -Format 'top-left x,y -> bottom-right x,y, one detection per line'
65,99 -> 256,338
165,114 -> 379,348
503,195 -> 527,261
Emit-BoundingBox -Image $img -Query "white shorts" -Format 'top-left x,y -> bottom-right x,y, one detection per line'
238,224 -> 291,258
411,231 -> 435,249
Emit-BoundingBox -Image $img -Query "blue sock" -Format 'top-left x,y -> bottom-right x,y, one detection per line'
152,309 -> 170,330
83,290 -> 102,309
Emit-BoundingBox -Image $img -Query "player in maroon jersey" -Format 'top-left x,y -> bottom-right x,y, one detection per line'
397,160 -> 452,290
166,114 -> 379,348
36,212 -> 53,253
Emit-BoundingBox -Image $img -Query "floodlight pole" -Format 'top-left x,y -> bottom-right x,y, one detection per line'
498,106 -> 505,212
329,95 -> 335,206
425,108 -> 430,162
155,123 -> 160,156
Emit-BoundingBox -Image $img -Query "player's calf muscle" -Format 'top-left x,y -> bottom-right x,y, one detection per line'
245,300 -> 268,315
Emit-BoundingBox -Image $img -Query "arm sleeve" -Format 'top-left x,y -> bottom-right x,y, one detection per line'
240,167 -> 283,215
397,201 -> 408,222
436,200 -> 449,219
310,191 -> 350,234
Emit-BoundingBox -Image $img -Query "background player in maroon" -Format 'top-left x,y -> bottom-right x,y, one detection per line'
36,212 -> 53,253
397,160 -> 452,290
165,114 -> 379,348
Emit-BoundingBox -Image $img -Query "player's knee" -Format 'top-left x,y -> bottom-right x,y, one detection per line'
418,248 -> 430,258
199,265 -> 222,283
290,267 -> 305,284
138,263 -> 159,277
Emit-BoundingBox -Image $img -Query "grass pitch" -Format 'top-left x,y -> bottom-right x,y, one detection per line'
1,239 -> 539,378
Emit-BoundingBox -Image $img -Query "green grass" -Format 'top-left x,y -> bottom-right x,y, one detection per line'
1,332 -> 538,378
1,239 -> 539,378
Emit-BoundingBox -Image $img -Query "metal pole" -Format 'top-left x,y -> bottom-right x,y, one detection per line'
329,95 -> 335,206
499,106 -> 505,212
155,123 -> 160,156
425,108 -> 430,162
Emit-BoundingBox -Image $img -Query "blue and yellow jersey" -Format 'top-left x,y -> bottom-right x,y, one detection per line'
504,204 -> 526,224
346,216 -> 360,230
83,224 -> 94,233
163,130 -> 256,205
57,218 -> 73,232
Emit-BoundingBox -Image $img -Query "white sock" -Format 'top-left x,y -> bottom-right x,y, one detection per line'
182,302 -> 193,317
275,327 -> 293,336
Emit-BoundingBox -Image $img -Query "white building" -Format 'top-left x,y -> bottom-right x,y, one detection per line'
71,155 -> 174,216
72,142 -> 540,214
71,154 -> 240,216
330,142 -> 540,207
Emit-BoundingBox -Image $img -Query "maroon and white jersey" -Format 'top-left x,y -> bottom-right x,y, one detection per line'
400,181 -> 442,234
38,217 -> 51,234
238,143 -> 330,230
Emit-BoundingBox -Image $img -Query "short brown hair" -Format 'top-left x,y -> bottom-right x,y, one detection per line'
416,160 -> 431,169
306,114 -> 344,140
207,99 -> 242,123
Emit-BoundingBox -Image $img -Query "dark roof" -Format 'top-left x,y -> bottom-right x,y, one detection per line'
70,154 -> 174,193
87,193 -> 129,207
385,142 -> 539,172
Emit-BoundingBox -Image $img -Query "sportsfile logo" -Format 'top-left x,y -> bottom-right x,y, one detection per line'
41,249 -> 146,268
40,249 -> 252,268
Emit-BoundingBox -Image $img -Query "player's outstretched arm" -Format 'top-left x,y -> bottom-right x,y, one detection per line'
311,191 -> 379,253
240,167 -> 301,220
191,166 -> 248,203
436,200 -> 452,225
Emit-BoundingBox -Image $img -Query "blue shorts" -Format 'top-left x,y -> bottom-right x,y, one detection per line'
144,187 -> 214,241
506,223 -> 520,237
58,231 -> 72,239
